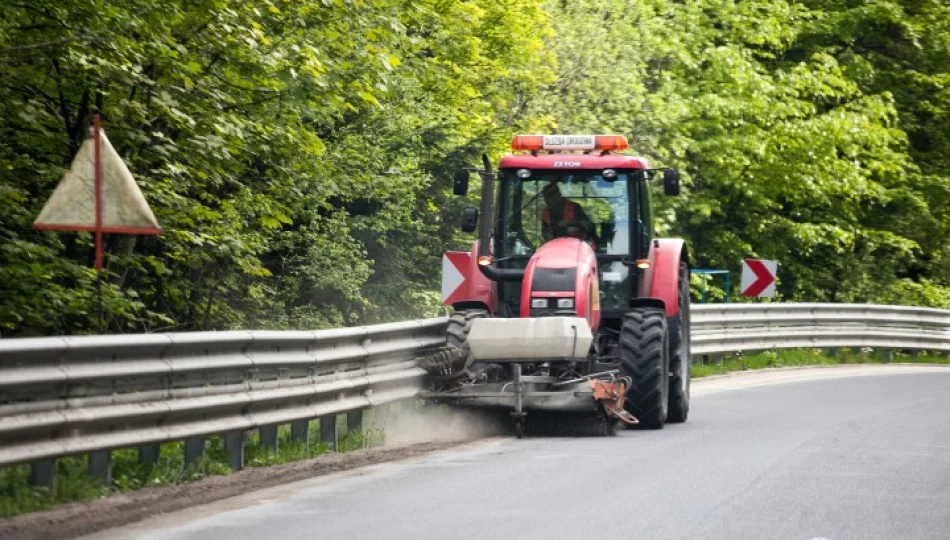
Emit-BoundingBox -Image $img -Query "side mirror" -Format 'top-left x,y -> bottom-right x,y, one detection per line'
453,169 -> 470,196
461,207 -> 479,233
663,169 -> 680,196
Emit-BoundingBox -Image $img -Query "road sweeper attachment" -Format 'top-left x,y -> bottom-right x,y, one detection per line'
420,317 -> 638,436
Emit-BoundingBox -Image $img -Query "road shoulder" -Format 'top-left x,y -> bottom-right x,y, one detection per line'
0,441 -> 472,540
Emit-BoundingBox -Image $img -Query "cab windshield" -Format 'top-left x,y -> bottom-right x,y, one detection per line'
504,172 -> 631,256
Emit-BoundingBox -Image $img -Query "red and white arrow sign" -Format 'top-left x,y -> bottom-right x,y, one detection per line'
741,259 -> 777,297
441,252 -> 470,304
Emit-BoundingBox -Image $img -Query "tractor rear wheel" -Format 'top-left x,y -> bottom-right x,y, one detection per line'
447,308 -> 489,366
620,308 -> 669,429
667,262 -> 691,423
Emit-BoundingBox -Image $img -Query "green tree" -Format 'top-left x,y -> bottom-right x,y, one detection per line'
523,0 -> 949,306
0,0 -> 553,335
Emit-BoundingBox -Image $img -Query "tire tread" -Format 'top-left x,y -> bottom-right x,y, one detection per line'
667,262 -> 691,423
620,309 -> 668,429
446,309 -> 489,364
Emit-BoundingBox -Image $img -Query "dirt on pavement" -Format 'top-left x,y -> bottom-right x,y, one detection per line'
0,441 -> 467,540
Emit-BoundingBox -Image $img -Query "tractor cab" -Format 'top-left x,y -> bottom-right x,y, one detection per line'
457,135 -> 680,324
425,134 -> 690,436
495,158 -> 655,321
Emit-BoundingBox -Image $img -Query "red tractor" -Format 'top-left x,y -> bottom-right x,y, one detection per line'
421,135 -> 689,436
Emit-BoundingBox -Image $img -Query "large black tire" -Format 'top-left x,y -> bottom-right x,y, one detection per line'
447,309 -> 489,366
667,262 -> 691,423
620,308 -> 669,429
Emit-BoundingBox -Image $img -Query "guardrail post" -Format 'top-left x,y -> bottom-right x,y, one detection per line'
138,444 -> 160,467
395,397 -> 418,415
224,431 -> 244,471
699,354 -> 725,366
373,404 -> 390,428
89,450 -> 112,485
30,459 -> 56,491
883,349 -> 894,363
291,420 -> 310,444
347,409 -> 363,434
260,424 -> 279,452
184,437 -> 205,465
320,414 -> 338,451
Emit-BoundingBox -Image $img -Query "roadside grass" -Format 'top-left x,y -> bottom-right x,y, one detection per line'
692,347 -> 950,378
0,411 -> 390,518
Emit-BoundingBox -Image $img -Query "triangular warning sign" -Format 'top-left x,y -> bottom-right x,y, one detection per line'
34,129 -> 161,234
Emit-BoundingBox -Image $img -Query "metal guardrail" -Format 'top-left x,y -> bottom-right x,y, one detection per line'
690,303 -> 950,356
2,303 -> 949,486
0,319 -> 447,483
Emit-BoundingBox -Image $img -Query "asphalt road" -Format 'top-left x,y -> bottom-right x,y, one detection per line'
87,365 -> 950,540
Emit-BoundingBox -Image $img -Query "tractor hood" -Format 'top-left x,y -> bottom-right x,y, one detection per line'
521,238 -> 601,330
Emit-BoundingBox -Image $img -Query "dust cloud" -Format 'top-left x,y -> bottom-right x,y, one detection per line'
382,407 -> 509,446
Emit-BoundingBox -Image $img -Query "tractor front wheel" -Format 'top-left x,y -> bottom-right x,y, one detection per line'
667,262 -> 691,423
620,308 -> 669,429
446,308 -> 489,366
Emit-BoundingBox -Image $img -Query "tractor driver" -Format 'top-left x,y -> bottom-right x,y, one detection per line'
541,181 -> 596,245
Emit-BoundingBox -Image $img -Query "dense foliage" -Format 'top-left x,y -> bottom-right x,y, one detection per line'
1,0 -> 947,336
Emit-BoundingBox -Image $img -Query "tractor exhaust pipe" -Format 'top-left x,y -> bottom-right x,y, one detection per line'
477,153 -> 493,260
477,153 -> 524,282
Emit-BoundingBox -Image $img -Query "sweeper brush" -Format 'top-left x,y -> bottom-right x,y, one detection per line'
419,347 -> 469,381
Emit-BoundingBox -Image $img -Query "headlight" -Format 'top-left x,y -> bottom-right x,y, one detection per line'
517,168 -> 532,179
557,298 -> 574,309
531,298 -> 548,308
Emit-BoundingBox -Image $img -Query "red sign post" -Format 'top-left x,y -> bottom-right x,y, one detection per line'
34,114 -> 163,259
34,114 -> 162,326
94,113 -> 103,273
